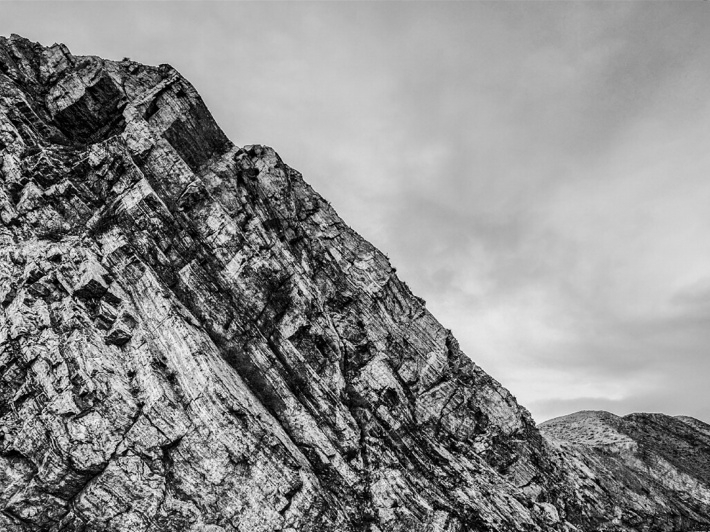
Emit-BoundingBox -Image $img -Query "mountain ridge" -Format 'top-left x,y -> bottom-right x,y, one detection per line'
0,34 -> 707,532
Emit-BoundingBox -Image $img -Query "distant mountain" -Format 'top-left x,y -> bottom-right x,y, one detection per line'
540,411 -> 710,531
0,34 -> 708,532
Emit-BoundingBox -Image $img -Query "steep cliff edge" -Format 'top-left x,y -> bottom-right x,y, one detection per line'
0,35 -> 707,532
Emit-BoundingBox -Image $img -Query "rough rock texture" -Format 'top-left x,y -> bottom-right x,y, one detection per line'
540,411 -> 710,532
0,34 -> 707,532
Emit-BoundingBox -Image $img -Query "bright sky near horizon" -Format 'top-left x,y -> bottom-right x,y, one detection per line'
3,1 -> 710,424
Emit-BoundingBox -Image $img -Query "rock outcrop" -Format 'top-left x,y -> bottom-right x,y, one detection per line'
540,411 -> 710,532
0,34 -> 707,532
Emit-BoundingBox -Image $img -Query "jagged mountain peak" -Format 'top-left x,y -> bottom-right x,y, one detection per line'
0,35 -> 708,532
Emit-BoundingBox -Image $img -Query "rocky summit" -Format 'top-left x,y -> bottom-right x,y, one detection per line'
0,34 -> 707,532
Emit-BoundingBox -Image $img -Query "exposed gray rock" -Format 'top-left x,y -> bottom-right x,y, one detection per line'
540,411 -> 710,531
0,34 -> 708,532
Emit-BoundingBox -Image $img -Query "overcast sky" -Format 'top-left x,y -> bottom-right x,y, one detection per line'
4,2 -> 710,424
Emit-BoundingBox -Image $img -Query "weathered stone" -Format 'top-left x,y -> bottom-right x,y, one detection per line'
0,34 -> 708,532
96,299 -> 119,329
22,260 -> 43,284
104,311 -> 135,346
72,257 -> 109,300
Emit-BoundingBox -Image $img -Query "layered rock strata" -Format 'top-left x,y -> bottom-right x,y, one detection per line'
0,34 -> 708,532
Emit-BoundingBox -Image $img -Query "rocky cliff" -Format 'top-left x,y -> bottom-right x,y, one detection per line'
0,34 -> 707,532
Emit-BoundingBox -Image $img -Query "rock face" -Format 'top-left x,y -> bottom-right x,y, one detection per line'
540,411 -> 710,532
0,34 -> 707,532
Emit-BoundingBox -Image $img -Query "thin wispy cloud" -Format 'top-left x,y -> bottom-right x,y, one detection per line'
4,1 -> 709,422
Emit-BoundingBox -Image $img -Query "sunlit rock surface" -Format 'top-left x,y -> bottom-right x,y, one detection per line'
0,34 -> 708,532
